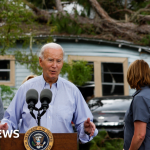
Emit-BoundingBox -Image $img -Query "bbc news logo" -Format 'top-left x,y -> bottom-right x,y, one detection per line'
0,130 -> 19,138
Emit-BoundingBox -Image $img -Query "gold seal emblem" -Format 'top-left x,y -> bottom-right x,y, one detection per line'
24,126 -> 54,150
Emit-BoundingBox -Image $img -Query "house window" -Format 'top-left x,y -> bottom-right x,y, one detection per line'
0,60 -> 10,81
68,55 -> 128,97
101,63 -> 124,96
0,56 -> 15,86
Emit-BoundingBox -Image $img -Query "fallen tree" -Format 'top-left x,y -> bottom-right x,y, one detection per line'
1,0 -> 150,46
21,0 -> 150,45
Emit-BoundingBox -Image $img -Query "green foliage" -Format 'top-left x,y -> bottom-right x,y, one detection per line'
61,60 -> 92,86
141,35 -> 150,46
51,13 -> 83,35
130,0 -> 150,11
93,130 -> 109,147
77,0 -> 150,20
14,49 -> 42,75
80,10 -> 86,17
0,85 -> 16,101
104,138 -> 124,150
76,0 -> 126,19
50,12 -> 96,35
27,0 -> 53,9
77,0 -> 91,16
60,60 -> 93,86
79,130 -> 124,150
14,36 -> 53,75
79,139 -> 100,150
0,0 -> 35,54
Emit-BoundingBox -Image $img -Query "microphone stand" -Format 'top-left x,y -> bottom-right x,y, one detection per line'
37,110 -> 41,126
30,107 -> 47,126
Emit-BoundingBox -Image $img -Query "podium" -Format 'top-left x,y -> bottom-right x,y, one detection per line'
0,133 -> 78,150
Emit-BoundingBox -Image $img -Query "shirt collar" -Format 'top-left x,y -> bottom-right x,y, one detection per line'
132,85 -> 150,97
132,90 -> 140,97
40,74 -> 60,89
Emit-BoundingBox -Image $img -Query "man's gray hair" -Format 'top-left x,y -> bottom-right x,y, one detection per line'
39,43 -> 64,59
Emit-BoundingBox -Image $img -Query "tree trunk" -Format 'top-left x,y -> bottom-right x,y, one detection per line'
22,0 -> 150,44
124,0 -> 128,8
55,0 -> 63,12
88,0 -> 117,23
139,15 -> 150,22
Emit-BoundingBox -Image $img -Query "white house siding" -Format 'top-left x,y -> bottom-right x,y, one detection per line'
15,62 -> 32,88
57,41 -> 150,96
8,44 -> 40,89
10,41 -> 150,95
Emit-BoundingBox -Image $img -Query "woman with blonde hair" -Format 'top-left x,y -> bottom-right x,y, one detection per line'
124,59 -> 150,150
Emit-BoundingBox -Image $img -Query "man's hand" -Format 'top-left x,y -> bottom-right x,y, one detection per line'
84,118 -> 96,137
0,123 -> 8,132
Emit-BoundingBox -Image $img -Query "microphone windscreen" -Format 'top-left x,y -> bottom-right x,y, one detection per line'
40,89 -> 52,104
26,89 -> 38,104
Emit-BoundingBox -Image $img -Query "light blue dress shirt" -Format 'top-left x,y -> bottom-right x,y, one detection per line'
1,75 -> 98,143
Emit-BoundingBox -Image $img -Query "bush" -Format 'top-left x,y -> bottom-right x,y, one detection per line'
60,60 -> 93,86
79,130 -> 124,150
0,85 -> 16,106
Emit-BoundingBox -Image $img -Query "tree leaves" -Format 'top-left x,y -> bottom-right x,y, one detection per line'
0,85 -> 16,101
60,60 -> 93,86
0,0 -> 35,55
14,49 -> 43,75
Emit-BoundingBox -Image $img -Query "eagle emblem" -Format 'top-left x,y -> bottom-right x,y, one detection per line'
32,133 -> 46,149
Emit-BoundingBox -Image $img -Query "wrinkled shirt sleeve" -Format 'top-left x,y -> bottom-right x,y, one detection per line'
1,76 -> 98,143
72,87 -> 98,143
132,96 -> 150,123
1,85 -> 25,131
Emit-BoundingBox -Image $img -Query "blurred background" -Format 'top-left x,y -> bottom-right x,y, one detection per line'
0,0 -> 150,149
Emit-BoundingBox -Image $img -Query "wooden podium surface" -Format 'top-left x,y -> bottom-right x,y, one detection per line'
0,133 -> 77,150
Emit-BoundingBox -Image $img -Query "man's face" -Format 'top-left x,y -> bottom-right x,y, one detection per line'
39,48 -> 63,83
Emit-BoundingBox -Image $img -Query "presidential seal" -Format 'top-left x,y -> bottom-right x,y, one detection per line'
24,126 -> 54,150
